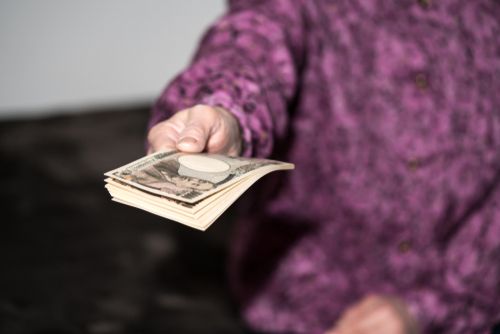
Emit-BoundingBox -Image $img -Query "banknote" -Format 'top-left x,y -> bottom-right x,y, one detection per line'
105,150 -> 294,204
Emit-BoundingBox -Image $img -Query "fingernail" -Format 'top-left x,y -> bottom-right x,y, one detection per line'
178,137 -> 197,145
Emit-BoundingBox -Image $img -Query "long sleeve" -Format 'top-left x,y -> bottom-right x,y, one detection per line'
149,0 -> 306,158
147,1 -> 500,333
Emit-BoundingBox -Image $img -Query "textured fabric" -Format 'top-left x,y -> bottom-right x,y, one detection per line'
150,1 -> 500,333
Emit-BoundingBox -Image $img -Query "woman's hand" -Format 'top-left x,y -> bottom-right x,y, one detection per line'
326,295 -> 419,334
147,104 -> 242,156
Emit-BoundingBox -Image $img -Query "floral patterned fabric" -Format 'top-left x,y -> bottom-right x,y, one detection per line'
150,1 -> 500,333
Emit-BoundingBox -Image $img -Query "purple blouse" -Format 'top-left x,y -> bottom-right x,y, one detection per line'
150,1 -> 500,333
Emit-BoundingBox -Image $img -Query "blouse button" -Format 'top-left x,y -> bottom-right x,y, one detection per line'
415,73 -> 429,90
407,157 -> 420,171
398,240 -> 412,253
417,0 -> 431,8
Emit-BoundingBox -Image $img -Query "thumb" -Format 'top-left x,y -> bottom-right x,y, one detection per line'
177,116 -> 210,153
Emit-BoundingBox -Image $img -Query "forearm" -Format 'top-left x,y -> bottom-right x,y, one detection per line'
150,0 -> 306,158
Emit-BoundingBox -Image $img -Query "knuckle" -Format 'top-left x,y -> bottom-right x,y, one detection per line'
171,109 -> 188,121
380,305 -> 399,321
148,122 -> 169,141
184,126 -> 206,139
381,305 -> 394,315
192,104 -> 218,118
148,122 -> 162,136
191,104 -> 210,113
386,318 -> 404,333
366,294 -> 380,302
147,128 -> 159,143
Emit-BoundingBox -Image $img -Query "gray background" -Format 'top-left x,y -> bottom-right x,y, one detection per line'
0,0 -> 225,118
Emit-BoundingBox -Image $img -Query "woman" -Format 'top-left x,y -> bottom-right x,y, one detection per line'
147,1 -> 500,333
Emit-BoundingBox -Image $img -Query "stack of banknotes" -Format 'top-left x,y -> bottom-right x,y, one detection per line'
104,151 -> 294,231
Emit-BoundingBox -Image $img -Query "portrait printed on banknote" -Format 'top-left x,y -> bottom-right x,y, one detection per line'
108,151 -> 287,202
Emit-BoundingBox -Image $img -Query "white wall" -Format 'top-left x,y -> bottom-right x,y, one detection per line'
0,0 -> 225,118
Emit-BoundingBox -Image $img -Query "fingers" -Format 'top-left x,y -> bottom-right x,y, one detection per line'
329,297 -> 380,334
177,107 -> 213,153
205,107 -> 242,155
147,119 -> 183,153
147,105 -> 209,153
328,295 -> 412,334
338,295 -> 381,327
352,304 -> 404,334
147,105 -> 241,155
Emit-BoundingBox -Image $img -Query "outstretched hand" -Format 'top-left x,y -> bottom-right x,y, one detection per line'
147,104 -> 242,156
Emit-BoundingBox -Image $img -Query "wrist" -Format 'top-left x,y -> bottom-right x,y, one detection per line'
215,106 -> 243,155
